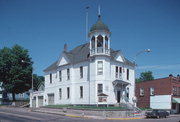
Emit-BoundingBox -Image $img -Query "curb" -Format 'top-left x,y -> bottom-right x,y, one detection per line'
32,109 -> 144,120
107,117 -> 143,120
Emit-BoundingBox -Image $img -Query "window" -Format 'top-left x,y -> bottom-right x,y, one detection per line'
80,66 -> 83,78
115,66 -> 118,78
119,67 -> 122,79
97,61 -> 103,75
127,69 -> 129,80
97,84 -> 103,94
173,86 -> 177,95
80,86 -> 83,98
67,87 -> 70,99
91,36 -> 95,49
97,35 -> 103,47
105,36 -> 108,49
178,87 -> 180,95
127,88 -> 129,98
59,88 -> 62,99
140,88 -> 144,96
150,87 -> 155,96
67,69 -> 70,80
50,74 -> 52,83
59,70 -> 62,81
172,103 -> 176,109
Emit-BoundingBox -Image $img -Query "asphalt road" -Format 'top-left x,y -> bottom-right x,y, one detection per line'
0,107 -> 180,122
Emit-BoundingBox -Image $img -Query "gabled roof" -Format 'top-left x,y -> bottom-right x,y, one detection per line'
44,43 -> 135,72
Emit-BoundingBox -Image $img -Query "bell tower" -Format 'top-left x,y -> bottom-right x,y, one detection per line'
89,6 -> 111,57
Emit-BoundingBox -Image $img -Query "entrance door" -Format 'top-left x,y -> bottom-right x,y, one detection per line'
117,91 -> 121,103
38,96 -> 43,107
48,94 -> 54,105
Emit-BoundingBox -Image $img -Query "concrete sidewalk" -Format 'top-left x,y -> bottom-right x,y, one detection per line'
32,107 -> 144,120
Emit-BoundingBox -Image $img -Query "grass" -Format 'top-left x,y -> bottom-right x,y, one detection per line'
45,104 -> 128,110
139,107 -> 152,111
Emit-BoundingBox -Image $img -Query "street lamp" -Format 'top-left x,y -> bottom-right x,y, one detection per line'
133,49 -> 151,116
21,60 -> 33,92
133,49 -> 151,63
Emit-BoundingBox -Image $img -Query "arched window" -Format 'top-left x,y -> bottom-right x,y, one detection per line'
97,35 -> 103,47
91,36 -> 95,49
105,36 -> 108,49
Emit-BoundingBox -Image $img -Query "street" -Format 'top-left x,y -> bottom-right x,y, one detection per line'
0,107 -> 180,122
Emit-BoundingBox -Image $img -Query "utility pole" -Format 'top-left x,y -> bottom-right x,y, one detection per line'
86,6 -> 89,42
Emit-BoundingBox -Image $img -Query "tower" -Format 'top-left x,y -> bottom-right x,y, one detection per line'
89,7 -> 111,57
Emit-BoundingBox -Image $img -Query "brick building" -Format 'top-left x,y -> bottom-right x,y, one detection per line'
136,75 -> 180,113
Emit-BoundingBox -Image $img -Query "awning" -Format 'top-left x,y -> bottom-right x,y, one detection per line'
172,98 -> 180,103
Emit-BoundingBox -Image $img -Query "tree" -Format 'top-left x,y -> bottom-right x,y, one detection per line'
136,71 -> 154,82
0,44 -> 33,101
33,74 -> 44,91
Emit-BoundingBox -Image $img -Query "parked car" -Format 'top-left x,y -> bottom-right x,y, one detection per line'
146,109 -> 169,118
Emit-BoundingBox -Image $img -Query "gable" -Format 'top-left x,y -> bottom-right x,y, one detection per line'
57,53 -> 70,66
115,52 -> 124,62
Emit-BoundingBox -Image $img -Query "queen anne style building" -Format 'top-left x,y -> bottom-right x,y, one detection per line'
30,12 -> 135,108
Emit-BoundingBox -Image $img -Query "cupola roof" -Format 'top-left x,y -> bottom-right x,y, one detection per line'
90,15 -> 110,32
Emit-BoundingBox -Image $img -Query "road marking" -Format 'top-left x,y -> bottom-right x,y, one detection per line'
0,111 -> 42,121
107,117 -> 143,120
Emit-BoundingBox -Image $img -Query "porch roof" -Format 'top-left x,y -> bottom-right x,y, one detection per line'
112,80 -> 130,86
172,97 -> 180,103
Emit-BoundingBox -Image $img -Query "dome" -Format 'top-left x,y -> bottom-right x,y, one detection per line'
90,16 -> 110,32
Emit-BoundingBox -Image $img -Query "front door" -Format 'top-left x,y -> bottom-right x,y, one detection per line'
117,91 -> 121,103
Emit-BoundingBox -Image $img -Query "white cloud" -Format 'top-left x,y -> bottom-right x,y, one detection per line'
137,64 -> 180,70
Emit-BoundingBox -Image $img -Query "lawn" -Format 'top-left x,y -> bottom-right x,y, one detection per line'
45,104 -> 128,110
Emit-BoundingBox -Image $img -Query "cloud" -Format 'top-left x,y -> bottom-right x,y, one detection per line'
137,64 -> 180,70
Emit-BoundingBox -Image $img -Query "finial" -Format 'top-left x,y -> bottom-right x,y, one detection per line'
64,43 -> 67,52
98,5 -> 101,18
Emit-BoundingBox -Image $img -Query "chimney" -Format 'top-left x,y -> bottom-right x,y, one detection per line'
64,43 -> 67,52
177,74 -> 180,81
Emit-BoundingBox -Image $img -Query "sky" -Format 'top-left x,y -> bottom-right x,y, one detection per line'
0,0 -> 180,79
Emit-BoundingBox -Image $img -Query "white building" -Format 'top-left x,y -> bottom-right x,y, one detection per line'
30,12 -> 135,108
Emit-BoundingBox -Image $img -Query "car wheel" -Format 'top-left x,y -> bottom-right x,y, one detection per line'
165,116 -> 166,118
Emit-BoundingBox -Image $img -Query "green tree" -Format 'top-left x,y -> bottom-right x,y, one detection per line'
136,71 -> 154,82
0,44 -> 33,101
33,74 -> 44,91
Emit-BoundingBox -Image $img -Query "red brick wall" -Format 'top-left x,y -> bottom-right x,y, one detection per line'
135,77 -> 171,108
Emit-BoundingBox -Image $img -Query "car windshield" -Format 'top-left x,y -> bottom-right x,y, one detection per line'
152,110 -> 158,113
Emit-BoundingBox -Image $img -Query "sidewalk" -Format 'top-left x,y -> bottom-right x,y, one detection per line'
32,107 -> 145,120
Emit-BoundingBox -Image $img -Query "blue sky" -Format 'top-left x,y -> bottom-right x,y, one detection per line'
0,0 -> 180,78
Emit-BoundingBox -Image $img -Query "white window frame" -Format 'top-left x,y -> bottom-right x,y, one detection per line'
97,84 -> 103,94
59,88 -> 62,99
67,69 -> 70,80
59,70 -> 62,81
140,88 -> 144,96
150,87 -> 154,96
80,66 -> 83,79
97,61 -> 103,75
80,86 -> 83,98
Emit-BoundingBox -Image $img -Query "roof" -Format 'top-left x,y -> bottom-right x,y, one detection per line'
90,16 -> 110,33
44,43 -> 135,72
98,93 -> 108,96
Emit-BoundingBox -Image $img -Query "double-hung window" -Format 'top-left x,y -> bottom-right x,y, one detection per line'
140,88 -> 144,96
50,74 -> 52,84
80,86 -> 83,98
67,69 -> 70,80
59,88 -> 62,99
80,66 -> 83,78
59,70 -> 62,81
97,84 -> 103,94
97,61 -> 103,75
